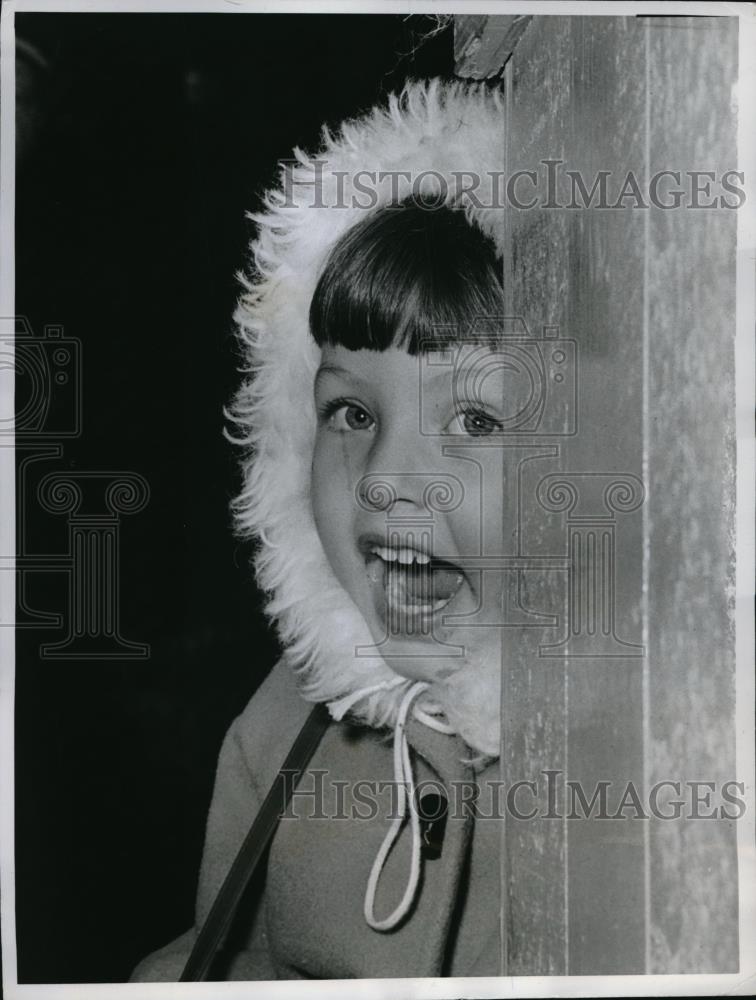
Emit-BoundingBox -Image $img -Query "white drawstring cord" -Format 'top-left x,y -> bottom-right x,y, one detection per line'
363,681 -> 429,932
326,675 -> 406,722
412,701 -> 456,735
326,677 -> 456,932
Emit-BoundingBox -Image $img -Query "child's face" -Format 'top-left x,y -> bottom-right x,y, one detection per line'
311,343 -> 512,684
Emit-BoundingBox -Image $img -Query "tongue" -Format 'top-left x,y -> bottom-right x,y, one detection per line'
389,561 -> 463,606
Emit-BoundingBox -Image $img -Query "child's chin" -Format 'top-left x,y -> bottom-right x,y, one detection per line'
381,649 -> 461,685
375,639 -> 502,757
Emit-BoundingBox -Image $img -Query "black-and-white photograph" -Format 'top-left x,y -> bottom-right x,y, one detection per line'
1,2 -> 754,997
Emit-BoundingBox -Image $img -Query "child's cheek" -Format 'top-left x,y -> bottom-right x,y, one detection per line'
310,433 -> 358,581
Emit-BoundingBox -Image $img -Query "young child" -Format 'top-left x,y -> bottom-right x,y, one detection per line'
133,79 -> 510,982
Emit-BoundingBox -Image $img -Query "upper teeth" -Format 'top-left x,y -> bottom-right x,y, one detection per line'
370,545 -> 430,566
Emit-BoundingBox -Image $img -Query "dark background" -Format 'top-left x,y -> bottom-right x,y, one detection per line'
14,12 -> 452,983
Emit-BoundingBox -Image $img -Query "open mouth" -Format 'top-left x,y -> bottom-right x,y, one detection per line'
362,539 -> 466,632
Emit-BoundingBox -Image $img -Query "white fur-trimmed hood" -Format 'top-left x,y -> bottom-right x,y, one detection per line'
227,79 -> 506,756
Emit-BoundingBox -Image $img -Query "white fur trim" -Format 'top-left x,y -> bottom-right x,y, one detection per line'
227,80 -> 506,754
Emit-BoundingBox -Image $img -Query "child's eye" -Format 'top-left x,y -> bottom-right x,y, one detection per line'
447,408 -> 504,437
318,398 -> 376,433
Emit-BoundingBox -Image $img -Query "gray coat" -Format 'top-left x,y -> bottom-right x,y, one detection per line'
131,657 -> 504,980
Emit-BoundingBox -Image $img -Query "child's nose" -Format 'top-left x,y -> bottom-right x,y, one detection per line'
357,470 -> 436,514
357,428 -> 452,515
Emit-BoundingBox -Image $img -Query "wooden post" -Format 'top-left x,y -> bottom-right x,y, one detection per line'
455,13 -> 738,975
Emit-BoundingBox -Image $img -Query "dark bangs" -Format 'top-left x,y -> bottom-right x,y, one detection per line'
309,201 -> 504,355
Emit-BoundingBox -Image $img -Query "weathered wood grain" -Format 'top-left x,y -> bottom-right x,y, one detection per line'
645,14 -> 738,974
454,14 -> 533,80
455,11 -> 739,976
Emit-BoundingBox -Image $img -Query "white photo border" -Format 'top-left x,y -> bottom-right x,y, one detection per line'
1,2 -> 753,998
